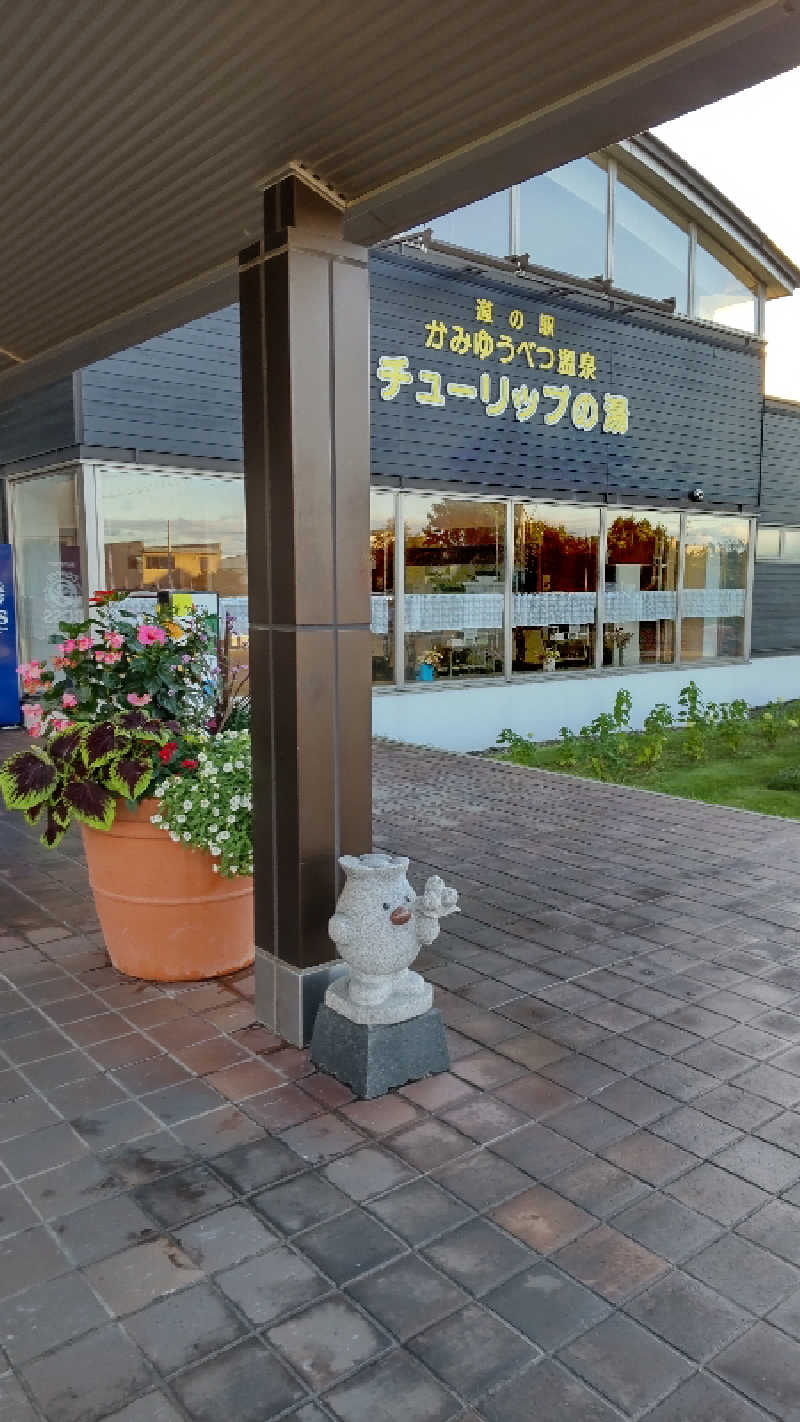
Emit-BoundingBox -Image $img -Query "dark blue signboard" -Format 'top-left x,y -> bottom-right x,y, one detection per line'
0,546 -> 20,725
370,249 -> 764,509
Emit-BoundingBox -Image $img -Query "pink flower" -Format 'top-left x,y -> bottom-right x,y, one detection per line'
62,639 -> 76,654
104,632 -> 124,649
104,651 -> 121,665
22,702 -> 43,734
77,635 -> 92,652
51,717 -> 72,732
94,650 -> 106,663
126,692 -> 152,707
136,625 -> 166,646
61,692 -> 78,709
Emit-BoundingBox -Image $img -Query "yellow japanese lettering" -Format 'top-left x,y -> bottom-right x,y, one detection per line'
602,393 -> 629,435
557,348 -> 576,377
446,381 -> 478,400
475,297 -> 494,323
578,351 -> 597,380
539,314 -> 555,338
537,347 -> 555,371
509,309 -> 524,330
542,384 -> 570,426
473,328 -> 495,360
416,370 -> 445,407
424,320 -> 448,351
376,355 -> 413,401
516,341 -> 537,369
511,385 -> 540,423
497,334 -> 515,364
449,325 -> 471,356
479,373 -> 510,417
571,391 -> 599,431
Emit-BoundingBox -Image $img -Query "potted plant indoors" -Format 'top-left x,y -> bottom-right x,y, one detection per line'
5,594 -> 253,981
542,643 -> 561,673
417,648 -> 444,682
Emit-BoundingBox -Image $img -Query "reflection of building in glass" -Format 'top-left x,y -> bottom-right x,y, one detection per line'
106,540 -> 223,591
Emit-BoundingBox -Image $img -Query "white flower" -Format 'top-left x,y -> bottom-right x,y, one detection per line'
176,814 -> 186,825
209,825 -> 219,836
212,864 -> 219,873
231,867 -> 238,875
222,762 -> 233,773
219,830 -> 230,841
200,798 -> 209,809
170,832 -> 180,843
150,814 -> 162,825
183,832 -> 191,842
234,759 -> 244,769
182,799 -> 193,812
211,846 -> 222,856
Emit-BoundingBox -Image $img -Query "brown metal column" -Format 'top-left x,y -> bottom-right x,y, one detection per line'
239,173 -> 372,1046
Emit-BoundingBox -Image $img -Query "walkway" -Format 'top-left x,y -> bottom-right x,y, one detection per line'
3,740 -> 800,1420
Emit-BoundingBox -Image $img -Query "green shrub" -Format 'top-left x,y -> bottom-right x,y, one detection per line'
766,765 -> 800,791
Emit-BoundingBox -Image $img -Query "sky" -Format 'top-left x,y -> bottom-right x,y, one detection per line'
655,67 -> 800,400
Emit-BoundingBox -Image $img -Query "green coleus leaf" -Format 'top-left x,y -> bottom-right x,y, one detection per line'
105,758 -> 153,801
23,802 -> 45,826
0,750 -> 57,811
41,808 -> 67,849
63,779 -> 116,832
48,727 -> 84,766
85,722 -> 127,768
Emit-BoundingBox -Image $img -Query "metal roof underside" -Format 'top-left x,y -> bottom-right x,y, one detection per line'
2,0 -> 800,396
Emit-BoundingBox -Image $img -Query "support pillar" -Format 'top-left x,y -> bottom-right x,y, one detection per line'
239,173 -> 372,1046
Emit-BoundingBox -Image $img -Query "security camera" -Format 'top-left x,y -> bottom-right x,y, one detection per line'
689,488 -> 705,502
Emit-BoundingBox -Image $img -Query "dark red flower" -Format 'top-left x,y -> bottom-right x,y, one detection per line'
159,740 -> 178,764
180,758 -> 198,770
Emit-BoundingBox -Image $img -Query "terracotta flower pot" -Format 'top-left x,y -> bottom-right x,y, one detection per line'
81,798 -> 254,981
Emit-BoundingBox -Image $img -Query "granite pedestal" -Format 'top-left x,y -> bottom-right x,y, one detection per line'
310,1004 -> 450,1098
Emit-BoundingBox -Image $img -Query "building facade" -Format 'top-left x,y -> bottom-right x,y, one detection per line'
2,136 -> 800,749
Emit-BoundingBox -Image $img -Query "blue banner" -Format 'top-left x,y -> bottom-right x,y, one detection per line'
0,546 -> 20,725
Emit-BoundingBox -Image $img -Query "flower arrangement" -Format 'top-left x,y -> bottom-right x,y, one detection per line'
18,591 -> 215,734
150,731 -> 252,878
418,649 -> 444,670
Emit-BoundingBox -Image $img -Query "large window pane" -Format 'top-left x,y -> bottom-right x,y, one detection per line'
682,515 -> 749,660
10,470 -> 83,664
404,496 -> 504,681
756,526 -> 780,560
519,157 -> 607,280
513,503 -> 598,672
371,490 -> 394,684
695,240 -> 755,332
428,190 -> 510,259
101,466 -> 248,646
615,175 -> 688,311
782,529 -> 800,562
605,510 -> 680,666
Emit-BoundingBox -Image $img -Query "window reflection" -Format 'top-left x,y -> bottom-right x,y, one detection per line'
695,241 -> 755,332
605,511 -> 680,666
519,157 -> 607,280
615,175 -> 688,311
370,491 -> 394,684
682,515 -> 749,660
428,190 -> 510,259
404,496 -> 504,680
10,470 -> 83,665
101,467 -> 248,644
513,504 -> 598,671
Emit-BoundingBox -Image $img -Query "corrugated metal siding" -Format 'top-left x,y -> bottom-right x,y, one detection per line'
752,561 -> 800,654
760,402 -> 800,522
0,378 -> 76,468
81,309 -> 242,464
0,0 -> 798,379
370,251 -> 763,505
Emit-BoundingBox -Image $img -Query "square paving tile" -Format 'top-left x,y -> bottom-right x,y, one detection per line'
400,1072 -> 477,1111
737,1199 -> 800,1265
0,1227 -> 70,1302
0,1121 -> 88,1179
387,1120 -> 474,1172
491,1185 -> 594,1255
21,1323 -> 154,1422
295,1207 -> 405,1284
70,1101 -> 158,1150
487,1123 -> 589,1182
602,1130 -> 695,1185
218,1245 -> 329,1325
279,1114 -> 365,1164
558,1312 -> 694,1416
365,1177 -> 473,1245
686,1233 -> 800,1314
321,1145 -> 415,1201
268,1297 -> 388,1392
171,1336 -> 305,1422
549,1157 -> 649,1218
22,1155 -> 124,1220
99,1133 -> 194,1188
53,1194 -> 158,1265
756,1109 -> 800,1155
485,1262 -> 609,1351
652,1104 -> 743,1157
451,1049 -> 528,1090
479,1359 -> 619,1422
347,1253 -> 467,1340
325,1350 -> 461,1422
713,1135 -> 800,1191
624,1271 -> 752,1361
699,1083 -> 783,1132
86,1238 -> 203,1314
552,1224 -> 668,1302
408,1301 -> 538,1402
0,1370 -> 39,1422
441,1095 -> 529,1143
666,1162 -> 770,1225
339,1095 -> 420,1136
212,1137 -> 304,1193
422,1218 -> 531,1295
0,1271 -> 107,1364
0,1184 -> 36,1238
492,1073 -> 580,1120
175,1203 -> 278,1272
644,1370 -> 776,1421
712,1321 -> 800,1420
252,1173 -> 350,1236
124,1281 -> 246,1374
611,1192 -> 723,1263
134,1165 -> 234,1228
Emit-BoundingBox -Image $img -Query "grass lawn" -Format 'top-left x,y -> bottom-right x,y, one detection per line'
495,719 -> 800,820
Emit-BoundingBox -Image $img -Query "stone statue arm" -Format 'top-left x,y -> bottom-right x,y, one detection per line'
414,874 -> 459,946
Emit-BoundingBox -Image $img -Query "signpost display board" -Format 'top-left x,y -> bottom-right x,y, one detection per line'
0,546 -> 20,725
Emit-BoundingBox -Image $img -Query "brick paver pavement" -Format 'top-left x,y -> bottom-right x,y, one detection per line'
2,736 -> 800,1418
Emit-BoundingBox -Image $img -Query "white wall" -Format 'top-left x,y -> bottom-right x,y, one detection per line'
372,657 -> 800,752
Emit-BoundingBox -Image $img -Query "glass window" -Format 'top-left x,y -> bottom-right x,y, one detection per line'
370,490 -> 394,684
428,190 -> 510,259
519,157 -> 607,281
695,240 -> 755,332
756,526 -> 781,560
10,469 -> 84,665
605,510 -> 680,666
512,503 -> 599,672
403,495 -> 504,681
100,466 -> 248,646
782,529 -> 800,562
615,175 -> 688,311
681,515 -> 749,660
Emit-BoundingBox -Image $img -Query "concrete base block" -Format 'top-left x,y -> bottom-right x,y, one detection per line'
309,1004 -> 450,1099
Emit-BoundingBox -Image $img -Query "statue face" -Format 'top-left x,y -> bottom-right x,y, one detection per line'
330,860 -> 420,972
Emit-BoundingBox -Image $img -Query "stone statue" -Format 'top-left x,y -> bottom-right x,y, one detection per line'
323,852 -> 459,1025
